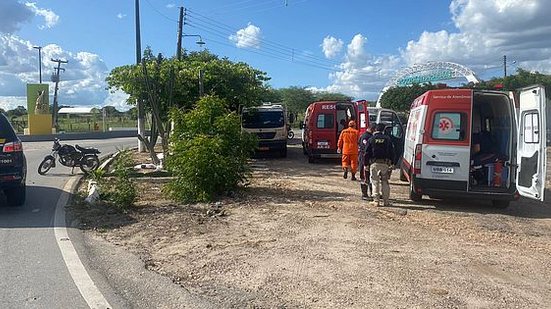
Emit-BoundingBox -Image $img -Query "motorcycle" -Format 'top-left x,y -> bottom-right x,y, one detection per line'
38,139 -> 101,175
287,128 -> 295,140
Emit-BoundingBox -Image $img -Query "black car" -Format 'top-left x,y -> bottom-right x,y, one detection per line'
0,114 -> 26,206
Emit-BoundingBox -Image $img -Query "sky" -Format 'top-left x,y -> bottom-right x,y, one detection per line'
1,0 -> 551,111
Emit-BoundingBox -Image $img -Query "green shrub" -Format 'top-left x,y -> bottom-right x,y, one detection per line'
166,95 -> 256,203
105,149 -> 137,209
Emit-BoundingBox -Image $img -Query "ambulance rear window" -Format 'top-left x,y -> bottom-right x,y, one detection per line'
431,112 -> 466,140
316,114 -> 334,129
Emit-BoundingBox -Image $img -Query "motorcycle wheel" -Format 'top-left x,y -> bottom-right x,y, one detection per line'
38,157 -> 55,175
287,131 -> 295,139
80,155 -> 100,174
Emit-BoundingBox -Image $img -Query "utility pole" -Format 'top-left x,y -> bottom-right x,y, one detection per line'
199,69 -> 204,96
33,46 -> 42,83
136,0 -> 145,152
503,55 -> 507,79
51,58 -> 68,129
176,7 -> 185,60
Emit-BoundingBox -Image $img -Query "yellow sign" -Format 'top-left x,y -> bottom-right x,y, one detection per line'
26,84 -> 53,135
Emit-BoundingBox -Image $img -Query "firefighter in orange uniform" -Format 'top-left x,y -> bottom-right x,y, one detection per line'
337,120 -> 359,180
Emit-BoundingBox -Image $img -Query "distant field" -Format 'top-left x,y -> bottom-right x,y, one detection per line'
9,116 -> 148,133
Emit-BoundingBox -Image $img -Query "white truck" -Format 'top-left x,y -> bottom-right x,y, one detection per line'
242,104 -> 288,157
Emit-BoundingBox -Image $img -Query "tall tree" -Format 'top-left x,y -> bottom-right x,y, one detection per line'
379,84 -> 438,113
106,49 -> 271,116
7,106 -> 27,118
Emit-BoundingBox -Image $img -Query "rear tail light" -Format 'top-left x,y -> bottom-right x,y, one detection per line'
308,130 -> 312,145
413,144 -> 422,174
3,141 -> 23,153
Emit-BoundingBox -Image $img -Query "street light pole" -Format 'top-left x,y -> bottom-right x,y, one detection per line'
135,0 -> 145,152
33,46 -> 42,83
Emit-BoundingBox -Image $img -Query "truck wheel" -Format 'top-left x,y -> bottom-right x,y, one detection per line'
409,180 -> 422,202
5,185 -> 26,207
492,200 -> 510,209
399,168 -> 407,182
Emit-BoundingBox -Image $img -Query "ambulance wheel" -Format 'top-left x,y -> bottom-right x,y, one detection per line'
399,168 -> 407,182
492,200 -> 510,209
409,181 -> 422,202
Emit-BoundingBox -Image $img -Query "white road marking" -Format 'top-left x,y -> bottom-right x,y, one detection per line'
54,177 -> 112,309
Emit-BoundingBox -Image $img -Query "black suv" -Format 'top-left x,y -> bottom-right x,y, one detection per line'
0,114 -> 26,206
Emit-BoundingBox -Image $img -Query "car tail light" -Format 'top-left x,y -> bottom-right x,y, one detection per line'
308,130 -> 313,145
3,141 -> 23,153
413,144 -> 422,174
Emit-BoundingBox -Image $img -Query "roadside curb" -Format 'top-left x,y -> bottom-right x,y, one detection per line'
54,176 -> 113,309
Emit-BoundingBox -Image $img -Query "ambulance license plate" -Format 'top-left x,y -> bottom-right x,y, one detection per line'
432,166 -> 454,174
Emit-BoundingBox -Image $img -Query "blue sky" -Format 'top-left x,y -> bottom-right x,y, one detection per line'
1,0 -> 550,110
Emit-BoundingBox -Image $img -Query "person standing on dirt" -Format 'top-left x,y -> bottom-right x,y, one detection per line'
364,123 -> 395,207
337,120 -> 359,180
358,123 -> 376,200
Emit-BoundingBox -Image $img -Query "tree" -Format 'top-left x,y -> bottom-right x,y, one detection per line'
477,68 -> 551,93
106,49 -> 271,114
273,87 -> 351,115
313,91 -> 352,102
277,86 -> 316,115
6,106 -> 27,118
165,95 -> 256,202
102,106 -> 121,117
378,84 -> 438,113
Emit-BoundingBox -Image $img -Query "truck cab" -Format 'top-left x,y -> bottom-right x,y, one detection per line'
242,104 -> 288,157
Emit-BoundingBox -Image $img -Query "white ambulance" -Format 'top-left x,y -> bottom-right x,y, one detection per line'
400,85 -> 547,208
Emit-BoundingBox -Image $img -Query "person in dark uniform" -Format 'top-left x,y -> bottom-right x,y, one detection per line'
358,123 -> 376,200
364,123 -> 395,207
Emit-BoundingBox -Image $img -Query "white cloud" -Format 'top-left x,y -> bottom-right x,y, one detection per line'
25,2 -> 59,29
166,3 -> 176,9
403,0 -> 551,71
0,0 -> 33,33
116,13 -> 127,19
0,34 -> 119,110
229,23 -> 261,49
321,36 -> 343,59
322,0 -> 551,101
103,90 -> 131,111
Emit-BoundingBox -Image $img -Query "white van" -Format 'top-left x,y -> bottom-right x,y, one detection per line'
400,85 -> 547,208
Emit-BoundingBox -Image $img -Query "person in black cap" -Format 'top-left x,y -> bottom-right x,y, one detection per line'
358,123 -> 376,200
364,123 -> 395,207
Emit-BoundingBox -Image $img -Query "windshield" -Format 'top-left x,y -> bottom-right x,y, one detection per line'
242,110 -> 284,129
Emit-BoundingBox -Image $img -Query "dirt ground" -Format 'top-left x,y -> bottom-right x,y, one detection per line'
69,141 -> 551,308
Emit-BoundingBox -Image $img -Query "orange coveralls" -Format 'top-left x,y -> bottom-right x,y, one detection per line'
337,127 -> 359,173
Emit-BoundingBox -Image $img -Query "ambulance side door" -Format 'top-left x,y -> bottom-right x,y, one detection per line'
516,85 -> 547,201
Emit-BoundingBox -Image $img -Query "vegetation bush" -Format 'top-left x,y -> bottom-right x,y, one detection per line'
103,149 -> 137,209
165,95 -> 256,203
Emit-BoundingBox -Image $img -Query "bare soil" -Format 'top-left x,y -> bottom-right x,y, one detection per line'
69,142 -> 551,308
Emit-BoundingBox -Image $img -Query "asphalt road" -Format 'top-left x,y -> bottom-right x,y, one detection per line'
0,137 -> 136,308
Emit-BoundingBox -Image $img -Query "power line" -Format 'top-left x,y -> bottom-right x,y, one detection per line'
185,20 -> 337,71
209,0 -> 281,14
186,9 -> 342,66
143,0 -> 178,22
